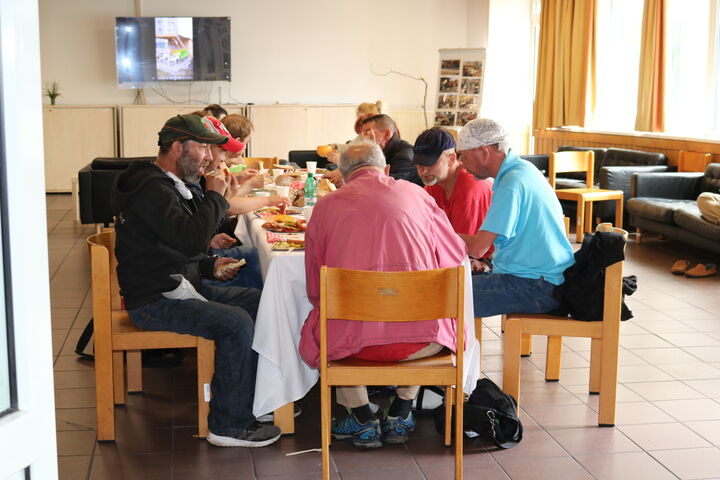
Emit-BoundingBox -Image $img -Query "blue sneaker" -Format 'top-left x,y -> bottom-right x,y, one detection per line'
382,412 -> 416,444
331,414 -> 382,448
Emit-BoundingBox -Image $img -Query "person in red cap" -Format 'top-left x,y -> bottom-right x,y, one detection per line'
111,113 -> 282,448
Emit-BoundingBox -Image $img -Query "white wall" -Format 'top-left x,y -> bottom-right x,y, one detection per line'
40,0 -> 474,109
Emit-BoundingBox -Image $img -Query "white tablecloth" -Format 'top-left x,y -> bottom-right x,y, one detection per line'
239,213 -> 481,417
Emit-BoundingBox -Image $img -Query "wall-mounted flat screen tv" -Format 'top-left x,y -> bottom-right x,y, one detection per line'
115,16 -> 231,85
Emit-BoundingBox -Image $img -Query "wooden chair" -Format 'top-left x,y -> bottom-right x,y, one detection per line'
319,266 -> 465,480
88,231 -> 215,441
502,224 -> 627,426
550,151 -> 624,243
678,151 -> 713,172
243,157 -> 277,170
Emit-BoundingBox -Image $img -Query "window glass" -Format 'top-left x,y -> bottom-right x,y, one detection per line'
664,0 -> 713,135
592,0 -> 644,131
0,207 -> 9,415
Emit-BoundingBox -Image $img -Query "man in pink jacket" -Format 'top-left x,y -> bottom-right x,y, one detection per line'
300,141 -> 467,448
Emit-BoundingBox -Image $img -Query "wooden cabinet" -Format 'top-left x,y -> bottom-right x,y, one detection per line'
119,105 -> 247,157
247,105 -> 356,158
43,106 -> 116,192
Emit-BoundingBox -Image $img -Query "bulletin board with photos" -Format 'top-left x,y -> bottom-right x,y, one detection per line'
435,48 -> 486,128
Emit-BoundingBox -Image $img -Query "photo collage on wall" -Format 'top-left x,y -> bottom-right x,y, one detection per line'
435,49 -> 486,127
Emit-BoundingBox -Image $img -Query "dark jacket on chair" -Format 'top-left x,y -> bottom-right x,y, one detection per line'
554,231 -> 634,321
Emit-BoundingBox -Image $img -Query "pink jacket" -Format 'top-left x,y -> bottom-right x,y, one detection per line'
299,169 -> 467,368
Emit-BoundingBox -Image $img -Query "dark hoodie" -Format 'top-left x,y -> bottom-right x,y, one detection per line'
384,134 -> 422,186
111,161 -> 229,309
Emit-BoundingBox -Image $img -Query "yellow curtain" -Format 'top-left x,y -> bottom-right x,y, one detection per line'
533,0 -> 596,130
635,0 -> 666,132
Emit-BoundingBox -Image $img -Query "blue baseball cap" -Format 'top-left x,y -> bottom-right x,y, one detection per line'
412,127 -> 456,166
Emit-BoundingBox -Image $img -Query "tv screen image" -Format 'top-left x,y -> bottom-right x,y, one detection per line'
115,16 -> 230,86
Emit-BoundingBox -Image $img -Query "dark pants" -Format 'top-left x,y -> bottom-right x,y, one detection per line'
472,273 -> 560,317
128,285 -> 260,436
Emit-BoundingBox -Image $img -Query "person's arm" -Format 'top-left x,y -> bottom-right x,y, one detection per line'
226,194 -> 289,216
458,230 -> 498,259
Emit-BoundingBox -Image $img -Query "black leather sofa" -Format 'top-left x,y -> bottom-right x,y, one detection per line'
521,145 -> 670,223
627,163 -> 720,254
78,157 -> 152,225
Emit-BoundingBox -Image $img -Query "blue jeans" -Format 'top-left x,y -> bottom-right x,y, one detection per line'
472,273 -> 560,317
128,285 -> 260,436
204,244 -> 263,290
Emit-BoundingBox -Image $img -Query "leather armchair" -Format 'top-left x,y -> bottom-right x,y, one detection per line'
79,157 -> 152,225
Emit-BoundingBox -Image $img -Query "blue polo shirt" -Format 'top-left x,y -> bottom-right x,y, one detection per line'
480,150 -> 574,285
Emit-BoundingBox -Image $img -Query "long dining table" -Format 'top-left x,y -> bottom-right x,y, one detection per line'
236,210 -> 482,434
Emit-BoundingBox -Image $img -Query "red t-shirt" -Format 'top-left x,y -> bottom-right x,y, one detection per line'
425,169 -> 494,255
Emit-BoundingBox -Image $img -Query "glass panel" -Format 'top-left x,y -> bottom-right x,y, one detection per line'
592,0 -> 644,131
664,0 -> 712,135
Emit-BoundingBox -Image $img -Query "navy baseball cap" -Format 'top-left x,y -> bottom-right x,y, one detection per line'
412,127 -> 456,166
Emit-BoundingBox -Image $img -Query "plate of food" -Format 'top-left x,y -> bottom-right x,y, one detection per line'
272,240 -> 305,251
261,216 -> 307,233
254,206 -> 302,219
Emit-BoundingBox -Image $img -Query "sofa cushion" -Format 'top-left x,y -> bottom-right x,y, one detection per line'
91,157 -> 152,170
673,205 -> 720,242
555,178 -> 593,190
627,197 -> 696,224
604,148 -> 667,169
699,163 -> 720,195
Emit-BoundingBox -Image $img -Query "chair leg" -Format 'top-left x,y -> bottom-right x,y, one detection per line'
598,336 -> 620,426
576,198 -> 586,243
112,352 -> 125,405
545,336 -> 562,381
454,383 -> 464,480
273,403 -> 295,435
196,338 -> 214,438
503,319 -> 523,411
521,334 -> 533,356
584,202 -> 593,235
321,379 -> 331,480
500,314 -> 505,333
126,350 -> 142,393
614,197 -> 623,228
589,338 -> 602,395
444,386 -> 452,446
95,342 -> 116,442
635,227 -> 642,243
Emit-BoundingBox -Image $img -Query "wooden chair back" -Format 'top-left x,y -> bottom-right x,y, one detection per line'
549,150 -> 595,188
678,151 -> 713,172
87,231 -> 214,441
243,157 -> 277,170
319,266 -> 465,480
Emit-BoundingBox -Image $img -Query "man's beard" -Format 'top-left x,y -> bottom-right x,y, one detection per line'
177,144 -> 202,183
422,176 -> 438,186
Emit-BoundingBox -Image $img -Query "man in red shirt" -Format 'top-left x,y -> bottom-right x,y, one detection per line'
413,127 -> 494,270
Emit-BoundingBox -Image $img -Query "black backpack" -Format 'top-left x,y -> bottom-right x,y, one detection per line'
435,378 -> 523,449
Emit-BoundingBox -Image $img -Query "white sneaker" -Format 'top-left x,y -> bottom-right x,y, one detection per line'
207,422 -> 281,448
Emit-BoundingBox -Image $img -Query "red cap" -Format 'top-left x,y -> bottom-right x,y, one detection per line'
202,116 -> 245,153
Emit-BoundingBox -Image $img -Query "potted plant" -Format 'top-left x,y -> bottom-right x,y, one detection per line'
44,81 -> 61,105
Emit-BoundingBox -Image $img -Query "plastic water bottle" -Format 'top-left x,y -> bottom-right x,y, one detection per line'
304,172 -> 317,206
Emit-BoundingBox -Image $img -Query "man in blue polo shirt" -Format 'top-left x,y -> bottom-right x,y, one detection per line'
455,118 -> 574,317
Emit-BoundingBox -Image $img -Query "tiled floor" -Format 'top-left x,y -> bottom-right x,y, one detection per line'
48,194 -> 720,479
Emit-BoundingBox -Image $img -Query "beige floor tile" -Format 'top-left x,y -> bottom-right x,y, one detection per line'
654,398 -> 720,422
637,320 -> 699,334
631,347 -> 703,365
547,427 -> 641,456
523,404 -> 600,429
618,364 -> 675,383
619,423 -> 711,450
658,362 -> 720,380
651,447 -> 720,479
658,332 -> 720,348
685,420 -> 720,446
684,379 -> 720,398
620,334 -> 674,349
614,402 -> 676,425
495,456 -> 593,480
576,451 -> 678,480
625,381 -> 707,401
685,346 -> 720,363
490,426 -> 568,461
